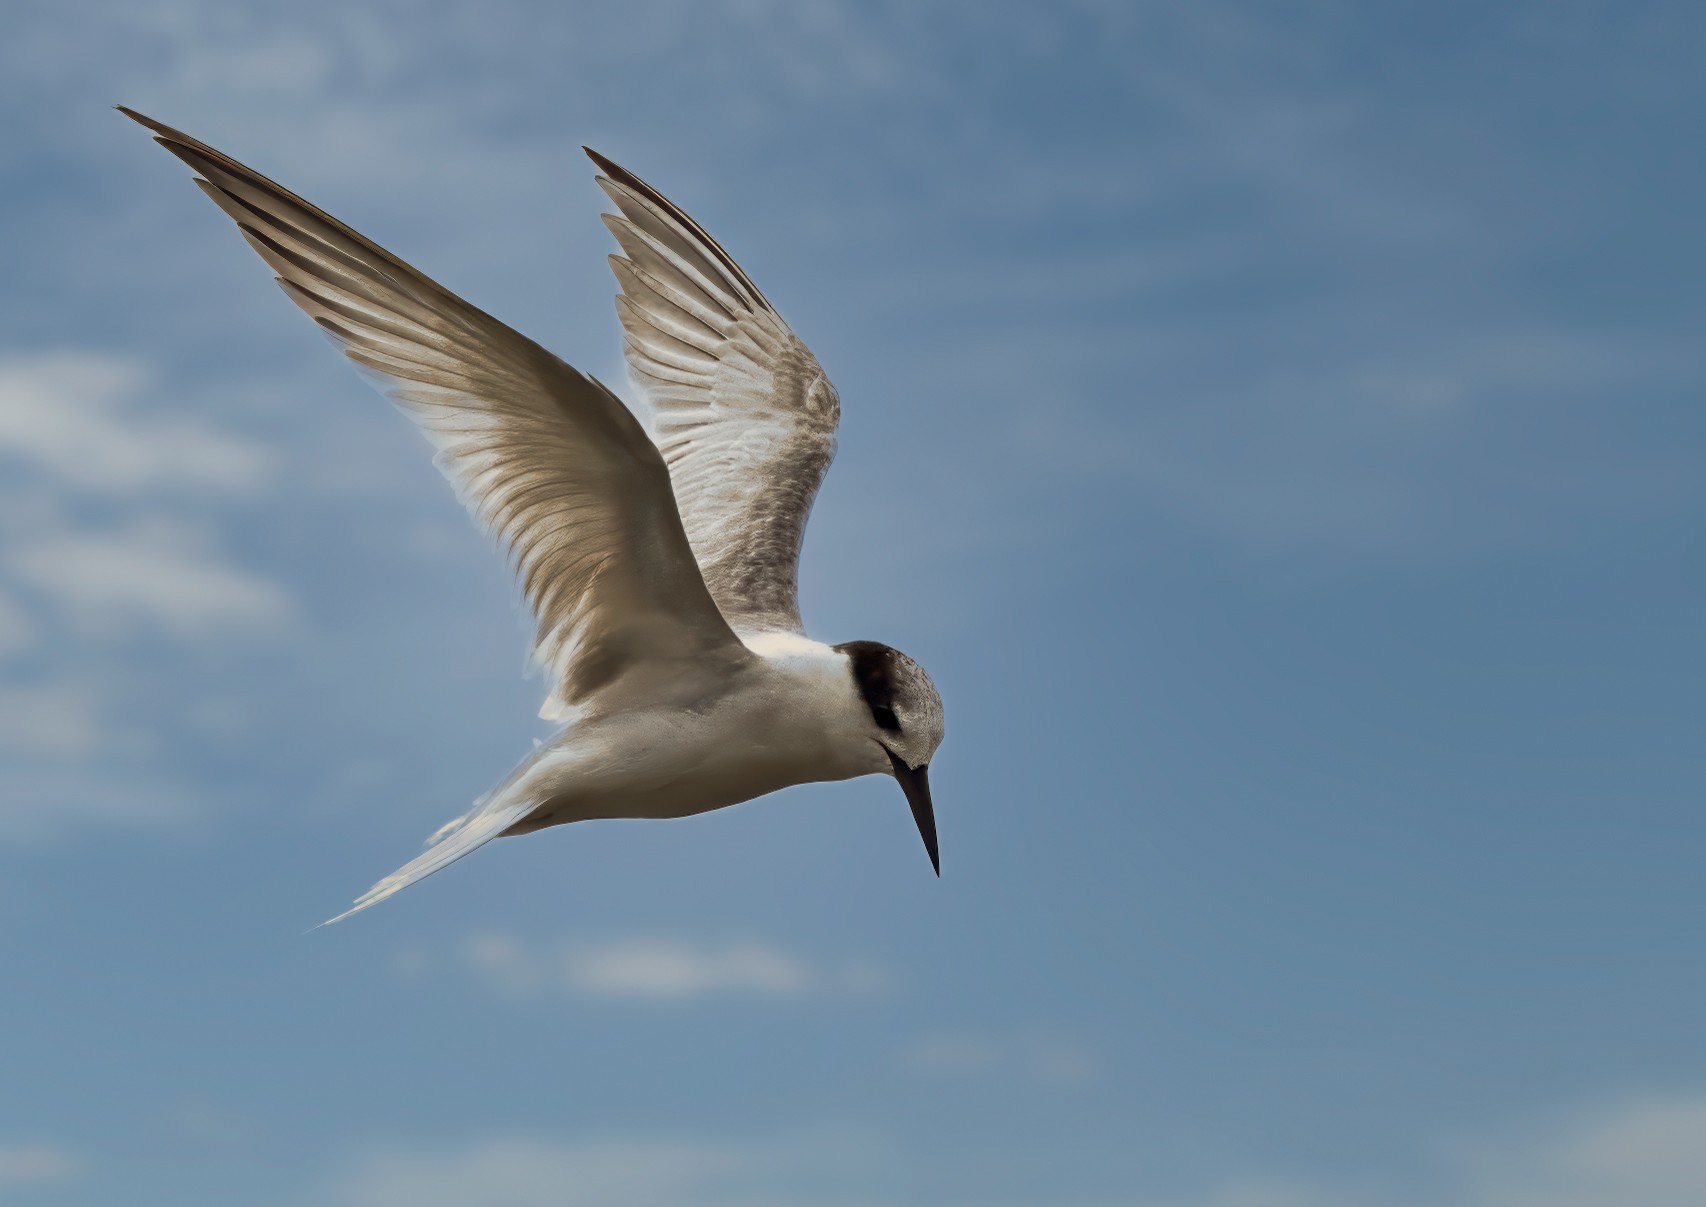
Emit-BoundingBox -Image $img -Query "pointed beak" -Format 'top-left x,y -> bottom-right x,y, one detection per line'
886,749 -> 939,875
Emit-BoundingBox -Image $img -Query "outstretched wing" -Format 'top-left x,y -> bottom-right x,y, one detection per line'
122,110 -> 742,718
588,150 -> 840,637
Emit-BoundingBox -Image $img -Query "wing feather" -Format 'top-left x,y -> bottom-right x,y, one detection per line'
122,109 -> 742,715
587,149 -> 840,636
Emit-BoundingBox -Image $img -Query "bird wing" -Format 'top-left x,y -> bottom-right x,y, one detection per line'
121,109 -> 744,719
587,149 -> 840,637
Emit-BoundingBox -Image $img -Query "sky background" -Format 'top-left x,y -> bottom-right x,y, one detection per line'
1,1 -> 1703,1204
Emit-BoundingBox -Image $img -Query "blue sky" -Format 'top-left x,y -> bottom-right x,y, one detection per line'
2,1 -> 1703,1204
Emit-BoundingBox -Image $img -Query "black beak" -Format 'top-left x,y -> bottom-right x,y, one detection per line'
886,749 -> 939,875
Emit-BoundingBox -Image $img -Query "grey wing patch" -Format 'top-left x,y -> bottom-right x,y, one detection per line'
588,149 -> 841,636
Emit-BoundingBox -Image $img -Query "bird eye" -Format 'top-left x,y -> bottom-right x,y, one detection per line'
872,705 -> 900,731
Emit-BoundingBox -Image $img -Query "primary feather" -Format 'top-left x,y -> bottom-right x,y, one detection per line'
118,108 -> 741,719
589,150 -> 841,637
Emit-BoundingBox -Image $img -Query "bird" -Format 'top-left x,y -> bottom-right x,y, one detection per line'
118,108 -> 945,924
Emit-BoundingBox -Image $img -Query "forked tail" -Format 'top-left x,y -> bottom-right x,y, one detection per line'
317,744 -> 557,927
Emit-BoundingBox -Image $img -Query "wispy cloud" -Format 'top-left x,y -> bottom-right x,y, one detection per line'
902,1032 -> 1094,1084
0,348 -> 290,840
395,934 -> 888,1002
311,1090 -> 1706,1207
0,351 -> 269,495
0,1143 -> 78,1186
0,762 -> 192,844
10,519 -> 291,638
0,349 -> 290,641
0,589 -> 36,660
322,1130 -> 885,1207
1136,1091 -> 1706,1207
0,683 -> 104,757
1454,1092 -> 1706,1207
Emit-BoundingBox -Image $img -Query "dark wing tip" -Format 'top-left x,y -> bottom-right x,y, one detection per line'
583,145 -> 619,176
116,106 -> 171,136
584,147 -> 646,198
582,146 -> 774,315
115,107 -> 209,167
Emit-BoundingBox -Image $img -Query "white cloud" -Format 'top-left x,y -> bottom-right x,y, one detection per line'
0,762 -> 190,844
1030,1041 -> 1096,1085
1136,1181 -> 1341,1207
399,934 -> 887,1002
332,1138 -> 748,1207
0,355 -> 285,843
1456,1092 -> 1706,1207
561,938 -> 809,998
0,1143 -> 77,1185
0,351 -> 289,645
0,683 -> 103,757
10,519 -> 291,638
902,1032 -> 1094,1084
902,1034 -> 995,1073
0,351 -> 268,496
1144,1091 -> 1706,1207
0,590 -> 36,659
310,1089 -> 1706,1207
324,1131 -> 883,1207
0,673 -> 194,843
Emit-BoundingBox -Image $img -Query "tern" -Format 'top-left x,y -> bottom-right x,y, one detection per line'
120,108 -> 945,924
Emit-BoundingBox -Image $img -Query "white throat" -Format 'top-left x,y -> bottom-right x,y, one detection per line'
740,630 -> 890,779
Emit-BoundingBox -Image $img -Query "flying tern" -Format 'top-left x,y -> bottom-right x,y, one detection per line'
119,108 -> 945,923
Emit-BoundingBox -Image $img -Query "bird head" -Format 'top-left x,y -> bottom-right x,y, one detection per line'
836,640 -> 945,875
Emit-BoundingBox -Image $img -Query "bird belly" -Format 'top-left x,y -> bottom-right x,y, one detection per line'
504,669 -> 874,833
